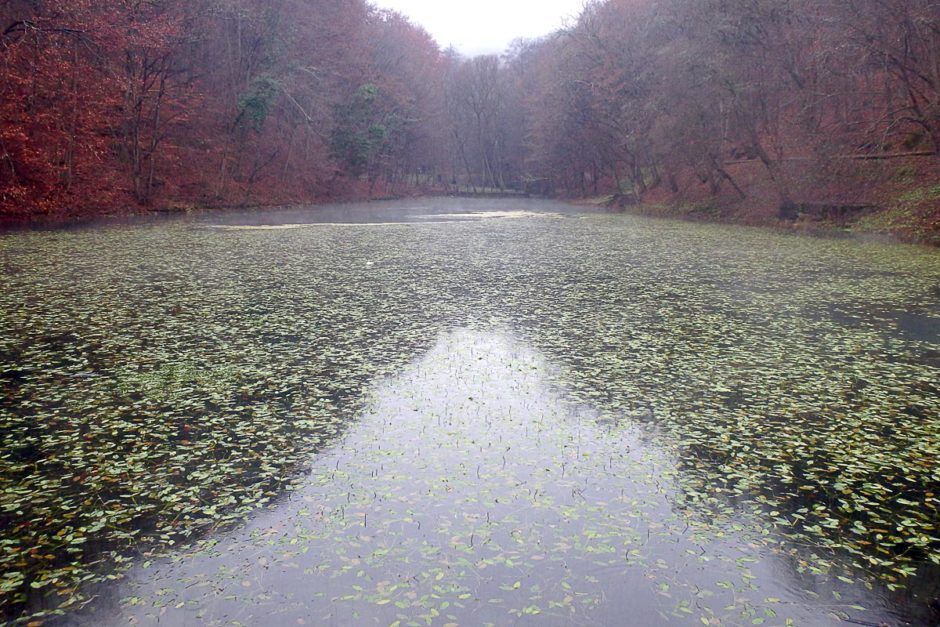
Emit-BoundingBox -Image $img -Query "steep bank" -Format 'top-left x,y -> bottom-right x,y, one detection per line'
599,155 -> 940,246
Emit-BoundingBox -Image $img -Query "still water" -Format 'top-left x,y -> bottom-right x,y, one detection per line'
1,199 -> 938,625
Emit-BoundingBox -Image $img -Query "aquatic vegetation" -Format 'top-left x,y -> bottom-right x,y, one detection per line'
74,330 -> 847,626
0,200 -> 938,624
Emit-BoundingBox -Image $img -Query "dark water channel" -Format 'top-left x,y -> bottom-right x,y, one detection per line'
0,199 -> 938,626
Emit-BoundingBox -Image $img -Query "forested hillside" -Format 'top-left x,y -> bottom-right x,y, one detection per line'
506,0 -> 940,239
2,0 -> 940,237
0,0 -> 446,217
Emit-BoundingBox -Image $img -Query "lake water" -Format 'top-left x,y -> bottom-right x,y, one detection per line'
1,199 -> 938,625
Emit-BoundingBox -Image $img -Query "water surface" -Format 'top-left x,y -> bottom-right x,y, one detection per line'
1,198 -> 938,625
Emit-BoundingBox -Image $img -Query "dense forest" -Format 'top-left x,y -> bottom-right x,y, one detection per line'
2,3 -> 940,624
2,0 -> 940,230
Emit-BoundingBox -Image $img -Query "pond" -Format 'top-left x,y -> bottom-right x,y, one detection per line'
1,198 -> 938,626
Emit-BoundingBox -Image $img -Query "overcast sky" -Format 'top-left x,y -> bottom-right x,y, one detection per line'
368,0 -> 586,56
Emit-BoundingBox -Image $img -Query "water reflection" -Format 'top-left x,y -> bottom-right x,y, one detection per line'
71,330 -> 906,626
197,197 -> 589,227
3,199 -> 939,625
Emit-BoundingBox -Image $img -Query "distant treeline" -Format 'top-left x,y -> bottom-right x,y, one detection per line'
2,0 -> 939,217
481,0 -> 940,206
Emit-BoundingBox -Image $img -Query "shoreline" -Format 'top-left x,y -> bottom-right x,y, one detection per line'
2,192 -> 938,248
576,195 -> 940,248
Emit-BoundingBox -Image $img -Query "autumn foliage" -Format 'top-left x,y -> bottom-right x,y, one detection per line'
0,0 -> 447,218
459,0 -> 940,213
2,0 -> 940,221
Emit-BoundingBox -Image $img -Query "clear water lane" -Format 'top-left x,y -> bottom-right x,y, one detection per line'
73,330 -> 863,626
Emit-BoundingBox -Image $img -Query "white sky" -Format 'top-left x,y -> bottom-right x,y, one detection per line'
368,0 -> 586,56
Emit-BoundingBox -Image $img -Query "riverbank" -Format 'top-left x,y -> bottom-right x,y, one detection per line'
3,175 -> 937,247
586,186 -> 940,248
0,179 -> 433,230
587,155 -> 940,247
0,181 -> 539,231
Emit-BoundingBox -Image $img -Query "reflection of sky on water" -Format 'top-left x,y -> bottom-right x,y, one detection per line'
3,198 -> 938,625
74,330 -> 917,626
197,197 -> 594,227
